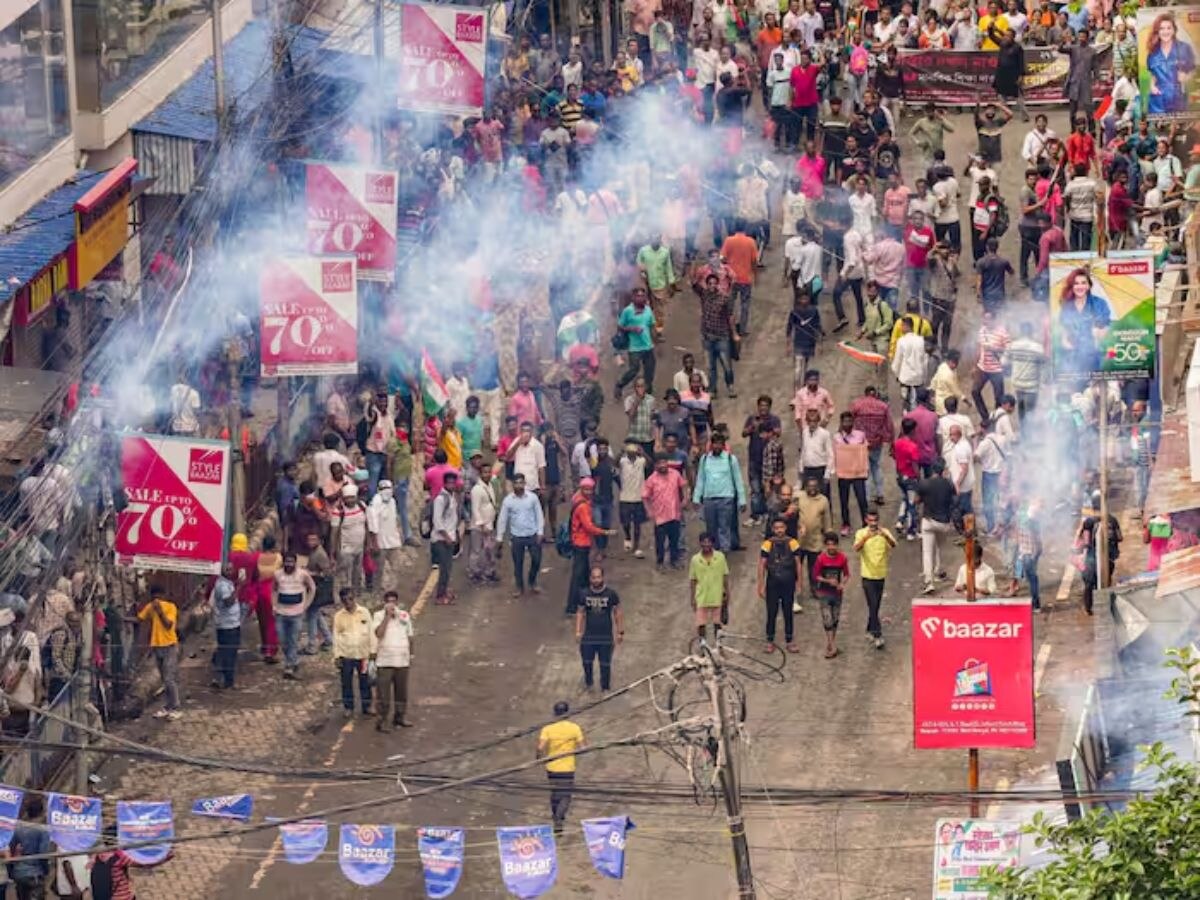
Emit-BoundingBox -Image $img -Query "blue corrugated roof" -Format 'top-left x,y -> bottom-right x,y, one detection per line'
131,21 -> 331,142
0,170 -> 104,306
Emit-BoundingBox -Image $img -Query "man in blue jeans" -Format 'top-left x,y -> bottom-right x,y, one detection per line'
695,273 -> 738,399
692,431 -> 747,551
496,473 -> 546,597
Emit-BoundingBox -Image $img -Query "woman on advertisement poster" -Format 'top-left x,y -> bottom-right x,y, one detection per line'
1145,11 -> 1197,115
1057,267 -> 1112,377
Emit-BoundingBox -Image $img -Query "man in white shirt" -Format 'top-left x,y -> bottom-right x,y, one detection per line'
938,395 -> 975,442
445,361 -> 472,418
692,35 -> 720,122
366,480 -> 405,593
1021,115 -> 1057,167
943,423 -> 975,516
798,407 -> 833,497
673,354 -> 710,394
891,318 -> 929,410
507,422 -> 547,492
965,155 -> 997,206
372,591 -> 414,731
931,173 -> 961,250
312,433 -> 353,486
973,423 -> 1008,533
955,544 -> 998,595
169,378 -> 201,435
467,465 -> 499,582
797,0 -> 823,45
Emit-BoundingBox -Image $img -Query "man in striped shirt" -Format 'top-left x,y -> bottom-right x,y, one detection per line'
971,310 -> 1010,424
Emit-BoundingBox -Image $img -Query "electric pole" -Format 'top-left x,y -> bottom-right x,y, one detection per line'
705,647 -> 755,899
963,512 -> 980,817
211,0 -> 226,136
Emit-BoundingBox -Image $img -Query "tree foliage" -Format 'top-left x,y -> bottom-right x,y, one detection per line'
980,648 -> 1200,899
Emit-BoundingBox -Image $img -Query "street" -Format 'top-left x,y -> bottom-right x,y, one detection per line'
101,102 -> 1113,899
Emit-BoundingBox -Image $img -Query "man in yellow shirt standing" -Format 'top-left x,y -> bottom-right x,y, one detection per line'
853,511 -> 897,650
977,0 -> 1010,50
536,701 -> 584,835
138,585 -> 181,720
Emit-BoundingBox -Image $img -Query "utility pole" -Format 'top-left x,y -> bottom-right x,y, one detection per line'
211,0 -> 227,135
373,0 -> 385,162
706,648 -> 755,899
1097,396 -> 1110,589
963,512 -> 980,818
227,345 -> 247,535
271,0 -> 292,472
75,510 -> 98,795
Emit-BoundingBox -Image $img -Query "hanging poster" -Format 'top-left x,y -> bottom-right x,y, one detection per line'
339,824 -> 395,887
305,162 -> 399,282
397,3 -> 489,117
418,826 -> 465,897
191,794 -> 254,821
582,816 -> 635,879
0,786 -> 24,849
260,256 -> 359,376
277,820 -> 328,865
114,435 -> 230,575
116,801 -> 173,865
933,819 -> 1022,899
1048,251 -> 1155,382
496,825 -> 557,898
1137,6 -> 1200,119
47,793 -> 102,852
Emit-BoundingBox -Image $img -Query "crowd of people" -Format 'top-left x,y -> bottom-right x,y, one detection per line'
0,0 -> 1195,890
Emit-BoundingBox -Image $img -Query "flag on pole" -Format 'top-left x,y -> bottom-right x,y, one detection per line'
421,350 -> 449,415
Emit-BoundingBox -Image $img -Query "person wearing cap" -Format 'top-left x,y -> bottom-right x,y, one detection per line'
272,552 -> 316,679
333,483 -> 368,597
537,701 -> 584,835
565,478 -> 615,614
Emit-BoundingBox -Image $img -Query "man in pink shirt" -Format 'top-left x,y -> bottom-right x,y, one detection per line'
507,372 -> 544,428
788,49 -> 821,147
881,172 -> 912,239
642,453 -> 687,568
863,233 -> 905,310
791,368 -> 835,429
794,140 -> 826,201
902,209 -> 936,309
424,450 -> 458,500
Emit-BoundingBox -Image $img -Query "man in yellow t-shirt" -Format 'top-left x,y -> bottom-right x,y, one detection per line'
537,701 -> 584,834
853,512 -> 897,650
137,585 -> 182,719
977,1 -> 1010,50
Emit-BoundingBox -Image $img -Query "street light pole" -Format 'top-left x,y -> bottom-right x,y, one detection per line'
963,512 -> 980,817
706,648 -> 755,899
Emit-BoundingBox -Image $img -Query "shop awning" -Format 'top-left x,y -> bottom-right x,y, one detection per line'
0,170 -> 105,308
130,21 -> 331,143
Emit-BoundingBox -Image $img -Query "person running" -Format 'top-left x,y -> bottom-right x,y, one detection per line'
853,511 -> 896,650
575,566 -> 625,693
813,531 -> 850,658
689,531 -> 731,641
758,517 -> 802,653
537,701 -> 585,835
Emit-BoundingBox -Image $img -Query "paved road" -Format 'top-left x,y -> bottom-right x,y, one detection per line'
106,102 -> 1109,899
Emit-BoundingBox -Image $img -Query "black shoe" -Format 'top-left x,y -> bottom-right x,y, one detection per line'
833,318 -> 849,333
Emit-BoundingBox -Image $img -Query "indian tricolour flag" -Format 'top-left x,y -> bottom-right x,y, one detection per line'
421,350 -> 449,414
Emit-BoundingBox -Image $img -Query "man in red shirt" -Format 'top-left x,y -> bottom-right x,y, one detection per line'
789,49 -> 821,147
849,385 -> 895,506
902,209 -> 936,310
1107,168 -> 1136,249
1033,213 -> 1066,301
565,478 -> 614,615
1065,117 -> 1097,176
893,417 -> 922,538
721,222 -> 759,336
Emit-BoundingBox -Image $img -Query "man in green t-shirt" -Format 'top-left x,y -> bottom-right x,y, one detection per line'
636,234 -> 677,342
615,288 -> 657,400
457,395 -> 486,459
689,531 -> 730,639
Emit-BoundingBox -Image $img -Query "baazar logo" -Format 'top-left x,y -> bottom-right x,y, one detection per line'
322,261 -> 354,293
919,616 -> 1024,640
455,12 -> 483,42
187,448 -> 224,485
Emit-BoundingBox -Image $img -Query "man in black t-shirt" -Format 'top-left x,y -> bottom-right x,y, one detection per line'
917,458 -> 957,594
575,566 -> 624,692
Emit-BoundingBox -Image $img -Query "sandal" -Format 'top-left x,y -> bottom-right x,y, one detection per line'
824,647 -> 839,659
786,643 -> 799,654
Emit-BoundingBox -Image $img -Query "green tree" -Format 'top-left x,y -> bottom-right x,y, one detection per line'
980,648 -> 1200,899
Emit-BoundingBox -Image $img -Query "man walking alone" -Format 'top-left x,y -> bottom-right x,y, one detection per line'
537,701 -> 584,835
575,566 -> 624,693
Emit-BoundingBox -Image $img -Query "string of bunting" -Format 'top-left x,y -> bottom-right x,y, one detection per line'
0,786 -> 635,896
